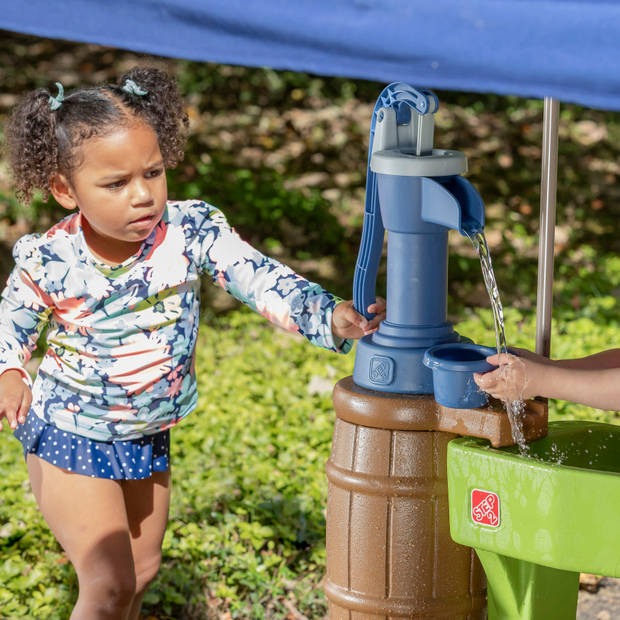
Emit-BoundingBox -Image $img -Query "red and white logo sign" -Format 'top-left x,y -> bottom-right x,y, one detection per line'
471,489 -> 500,527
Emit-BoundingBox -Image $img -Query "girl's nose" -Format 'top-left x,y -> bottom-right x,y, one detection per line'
131,179 -> 152,205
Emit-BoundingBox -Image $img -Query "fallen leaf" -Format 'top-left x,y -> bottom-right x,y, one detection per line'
579,573 -> 603,593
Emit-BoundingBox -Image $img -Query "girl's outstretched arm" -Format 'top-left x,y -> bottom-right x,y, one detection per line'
190,201 -> 380,352
474,352 -> 620,411
331,298 -> 386,340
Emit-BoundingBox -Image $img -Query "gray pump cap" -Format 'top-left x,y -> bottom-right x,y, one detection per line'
371,148 -> 467,177
369,105 -> 468,177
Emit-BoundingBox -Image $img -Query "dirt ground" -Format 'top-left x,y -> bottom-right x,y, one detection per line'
578,578 -> 620,619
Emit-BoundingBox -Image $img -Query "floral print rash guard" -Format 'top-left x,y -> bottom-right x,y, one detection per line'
0,200 -> 352,441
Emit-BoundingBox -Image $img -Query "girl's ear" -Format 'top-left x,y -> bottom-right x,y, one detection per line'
50,174 -> 78,210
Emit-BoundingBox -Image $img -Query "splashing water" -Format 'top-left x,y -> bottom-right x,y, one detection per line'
467,230 -> 529,453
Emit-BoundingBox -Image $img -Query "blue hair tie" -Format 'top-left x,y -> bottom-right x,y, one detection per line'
121,79 -> 148,97
48,82 -> 64,111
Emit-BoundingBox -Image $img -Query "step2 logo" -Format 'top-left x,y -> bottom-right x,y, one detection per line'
471,489 -> 500,527
369,355 -> 394,385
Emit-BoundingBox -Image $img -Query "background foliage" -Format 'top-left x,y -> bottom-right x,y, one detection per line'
0,31 -> 618,618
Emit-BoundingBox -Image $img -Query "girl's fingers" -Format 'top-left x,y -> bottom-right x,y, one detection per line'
366,315 -> 382,329
334,298 -> 386,338
349,308 -> 369,330
334,302 -> 368,335
366,298 -> 386,332
2,406 -> 18,430
0,386 -> 31,429
367,297 -> 387,316
474,371 -> 495,389
486,353 -> 517,366
17,390 -> 31,424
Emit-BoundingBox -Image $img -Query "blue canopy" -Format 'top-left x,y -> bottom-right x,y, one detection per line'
1,0 -> 619,110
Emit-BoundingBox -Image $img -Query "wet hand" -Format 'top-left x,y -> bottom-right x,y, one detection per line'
332,298 -> 386,340
474,353 -> 535,402
0,370 -> 31,431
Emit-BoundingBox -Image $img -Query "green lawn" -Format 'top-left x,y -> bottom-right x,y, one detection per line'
1,305 -> 618,619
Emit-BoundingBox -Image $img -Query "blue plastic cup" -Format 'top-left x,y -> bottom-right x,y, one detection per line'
423,343 -> 497,408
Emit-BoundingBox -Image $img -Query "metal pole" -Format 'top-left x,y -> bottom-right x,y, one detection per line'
535,97 -> 560,357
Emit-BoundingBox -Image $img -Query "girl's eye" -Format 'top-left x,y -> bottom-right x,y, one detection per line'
106,180 -> 126,190
146,168 -> 163,179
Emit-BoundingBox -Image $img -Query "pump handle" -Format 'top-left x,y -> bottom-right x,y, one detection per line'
353,83 -> 438,319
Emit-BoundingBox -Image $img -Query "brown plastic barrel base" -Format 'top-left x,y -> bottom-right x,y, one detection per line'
326,377 -> 490,620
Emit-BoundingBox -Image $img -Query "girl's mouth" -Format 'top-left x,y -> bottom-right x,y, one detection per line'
130,214 -> 156,227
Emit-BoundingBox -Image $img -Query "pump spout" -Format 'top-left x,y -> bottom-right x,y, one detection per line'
421,176 -> 485,237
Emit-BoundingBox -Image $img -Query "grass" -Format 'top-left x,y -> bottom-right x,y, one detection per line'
1,303 -> 619,618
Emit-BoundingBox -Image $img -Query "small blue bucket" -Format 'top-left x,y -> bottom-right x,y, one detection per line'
423,343 -> 497,408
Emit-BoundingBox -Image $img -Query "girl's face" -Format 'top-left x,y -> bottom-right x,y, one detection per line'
50,121 -> 168,264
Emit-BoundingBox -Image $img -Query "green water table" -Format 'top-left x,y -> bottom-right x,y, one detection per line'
447,420 -> 620,619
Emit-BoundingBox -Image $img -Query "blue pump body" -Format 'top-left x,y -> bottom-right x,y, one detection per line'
353,84 -> 485,394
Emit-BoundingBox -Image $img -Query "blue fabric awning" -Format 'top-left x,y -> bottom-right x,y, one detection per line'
1,0 -> 619,111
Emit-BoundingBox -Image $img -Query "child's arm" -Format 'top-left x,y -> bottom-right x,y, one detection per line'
0,238 -> 53,428
550,348 -> 620,370
0,267 -> 50,383
191,202 -> 381,351
474,350 -> 620,411
508,346 -> 620,370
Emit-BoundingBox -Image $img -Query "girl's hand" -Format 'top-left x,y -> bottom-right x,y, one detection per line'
0,369 -> 32,431
474,353 -> 542,402
332,298 -> 386,340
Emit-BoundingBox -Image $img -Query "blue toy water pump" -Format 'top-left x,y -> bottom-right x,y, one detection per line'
353,83 -> 485,394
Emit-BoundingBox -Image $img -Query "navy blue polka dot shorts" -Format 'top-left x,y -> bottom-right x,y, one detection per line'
14,413 -> 170,480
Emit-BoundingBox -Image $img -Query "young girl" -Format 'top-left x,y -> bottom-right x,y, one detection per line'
474,348 -> 620,410
0,67 -> 385,620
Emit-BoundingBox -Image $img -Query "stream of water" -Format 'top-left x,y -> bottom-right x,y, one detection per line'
467,230 -> 529,453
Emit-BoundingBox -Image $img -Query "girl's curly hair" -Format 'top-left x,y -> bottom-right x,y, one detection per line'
5,66 -> 189,203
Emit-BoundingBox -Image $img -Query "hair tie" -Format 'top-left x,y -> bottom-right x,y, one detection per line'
48,82 -> 64,111
121,79 -> 148,97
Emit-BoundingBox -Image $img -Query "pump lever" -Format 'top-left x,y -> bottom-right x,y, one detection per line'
376,82 -> 438,117
354,83 -> 440,319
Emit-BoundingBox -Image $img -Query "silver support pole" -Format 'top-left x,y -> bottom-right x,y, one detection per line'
535,97 -> 560,357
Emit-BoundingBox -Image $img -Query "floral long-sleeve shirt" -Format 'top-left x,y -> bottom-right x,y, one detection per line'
0,200 -> 351,441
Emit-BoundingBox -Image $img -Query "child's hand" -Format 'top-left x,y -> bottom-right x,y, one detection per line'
332,298 -> 386,340
474,353 -> 542,402
0,369 -> 31,431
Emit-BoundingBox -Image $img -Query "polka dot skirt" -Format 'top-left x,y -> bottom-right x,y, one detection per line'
14,413 -> 170,480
